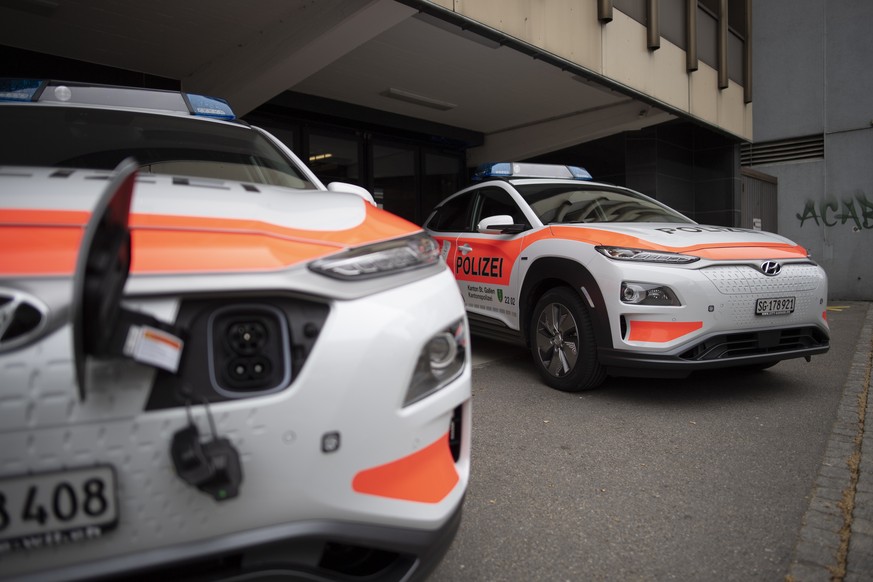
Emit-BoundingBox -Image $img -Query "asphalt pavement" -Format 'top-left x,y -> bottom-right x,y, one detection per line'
433,301 -> 872,581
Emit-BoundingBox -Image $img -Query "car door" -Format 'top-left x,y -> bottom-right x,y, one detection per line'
452,185 -> 529,329
426,189 -> 475,275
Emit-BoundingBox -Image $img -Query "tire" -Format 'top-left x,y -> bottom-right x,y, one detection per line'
529,287 -> 606,392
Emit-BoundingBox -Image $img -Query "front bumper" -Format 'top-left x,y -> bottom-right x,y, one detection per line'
16,497 -> 465,582
0,268 -> 472,580
599,325 -> 830,377
593,260 -> 830,376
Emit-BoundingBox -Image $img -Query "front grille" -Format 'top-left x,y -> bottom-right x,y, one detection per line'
700,264 -> 825,328
679,327 -> 829,361
701,264 -> 823,295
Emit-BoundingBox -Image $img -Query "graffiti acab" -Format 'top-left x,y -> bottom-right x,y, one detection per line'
796,192 -> 873,230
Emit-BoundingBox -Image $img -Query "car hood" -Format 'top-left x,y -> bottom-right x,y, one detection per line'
0,167 -> 420,276
548,222 -> 809,260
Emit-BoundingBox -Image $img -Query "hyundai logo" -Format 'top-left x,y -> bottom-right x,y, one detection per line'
760,261 -> 782,276
0,289 -> 48,352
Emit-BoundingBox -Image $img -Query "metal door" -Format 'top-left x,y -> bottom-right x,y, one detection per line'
740,168 -> 778,232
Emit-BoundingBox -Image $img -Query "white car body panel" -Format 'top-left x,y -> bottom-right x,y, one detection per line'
0,166 -> 471,581
0,167 -> 367,232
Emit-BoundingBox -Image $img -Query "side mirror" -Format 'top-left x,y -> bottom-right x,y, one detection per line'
477,215 -> 526,235
327,181 -> 376,206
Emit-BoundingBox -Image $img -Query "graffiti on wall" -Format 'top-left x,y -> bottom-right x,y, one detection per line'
796,192 -> 873,230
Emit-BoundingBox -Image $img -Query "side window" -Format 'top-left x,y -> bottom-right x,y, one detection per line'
475,187 -> 529,229
425,191 -> 475,232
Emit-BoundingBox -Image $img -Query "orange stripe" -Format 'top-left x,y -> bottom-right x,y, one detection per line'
129,229 -> 338,273
543,226 -> 808,260
692,246 -> 807,260
0,226 -> 83,275
628,320 -> 703,342
0,204 -> 420,276
0,209 -> 92,226
128,202 -> 419,246
352,433 -> 459,504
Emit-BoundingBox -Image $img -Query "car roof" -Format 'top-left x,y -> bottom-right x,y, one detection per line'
447,177 -> 630,200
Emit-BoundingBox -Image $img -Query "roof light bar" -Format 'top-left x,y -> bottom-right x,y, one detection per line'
0,79 -> 43,102
183,93 -> 235,120
473,162 -> 593,181
0,78 -> 236,120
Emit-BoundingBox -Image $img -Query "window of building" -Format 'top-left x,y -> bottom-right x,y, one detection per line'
423,152 -> 464,218
307,129 -> 361,185
373,141 -> 416,218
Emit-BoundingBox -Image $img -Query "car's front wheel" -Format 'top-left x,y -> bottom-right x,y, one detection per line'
529,287 -> 606,392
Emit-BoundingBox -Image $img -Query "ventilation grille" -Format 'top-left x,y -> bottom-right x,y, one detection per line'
679,327 -> 829,361
741,135 -> 824,166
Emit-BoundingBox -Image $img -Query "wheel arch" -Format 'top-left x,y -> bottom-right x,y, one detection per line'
519,257 -> 612,350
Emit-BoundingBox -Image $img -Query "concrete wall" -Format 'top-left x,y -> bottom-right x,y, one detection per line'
752,0 -> 873,300
432,0 -> 752,141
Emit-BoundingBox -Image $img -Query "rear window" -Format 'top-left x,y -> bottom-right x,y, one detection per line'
0,106 -> 315,189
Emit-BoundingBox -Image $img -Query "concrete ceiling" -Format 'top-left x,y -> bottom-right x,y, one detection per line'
0,0 -> 674,162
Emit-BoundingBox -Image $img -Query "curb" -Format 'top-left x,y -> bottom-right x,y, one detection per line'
787,302 -> 873,581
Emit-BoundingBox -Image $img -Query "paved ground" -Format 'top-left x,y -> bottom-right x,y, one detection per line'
432,302 -> 872,581
787,302 -> 873,581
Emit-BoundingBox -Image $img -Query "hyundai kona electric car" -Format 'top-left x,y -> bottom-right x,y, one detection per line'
424,162 -> 829,392
0,80 -> 471,581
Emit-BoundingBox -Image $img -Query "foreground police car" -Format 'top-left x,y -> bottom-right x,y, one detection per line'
0,81 -> 471,581
425,162 -> 829,392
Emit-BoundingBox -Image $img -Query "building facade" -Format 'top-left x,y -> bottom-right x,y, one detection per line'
3,0 -> 809,284
746,0 -> 872,300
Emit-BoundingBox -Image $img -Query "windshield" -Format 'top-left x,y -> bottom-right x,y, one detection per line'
0,106 -> 315,189
516,184 -> 694,224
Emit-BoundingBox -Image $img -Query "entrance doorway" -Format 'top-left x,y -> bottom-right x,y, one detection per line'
740,168 -> 778,232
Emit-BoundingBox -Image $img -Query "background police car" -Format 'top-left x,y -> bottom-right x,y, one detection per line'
426,162 -> 829,392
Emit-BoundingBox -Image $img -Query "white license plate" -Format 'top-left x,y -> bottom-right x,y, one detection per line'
0,465 -> 118,553
755,296 -> 796,316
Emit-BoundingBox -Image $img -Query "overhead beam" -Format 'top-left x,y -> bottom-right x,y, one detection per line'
468,100 -> 675,165
183,0 -> 416,115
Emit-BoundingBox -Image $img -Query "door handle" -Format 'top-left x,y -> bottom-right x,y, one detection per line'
458,244 -> 473,255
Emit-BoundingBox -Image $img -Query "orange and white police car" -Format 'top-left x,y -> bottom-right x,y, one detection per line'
425,162 -> 829,392
0,80 -> 471,581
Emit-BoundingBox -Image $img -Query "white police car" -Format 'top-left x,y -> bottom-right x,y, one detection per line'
0,80 -> 471,581
425,162 -> 829,392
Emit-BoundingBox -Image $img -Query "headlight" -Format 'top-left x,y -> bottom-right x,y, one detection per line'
310,233 -> 440,280
404,319 -> 467,407
621,282 -> 681,306
596,246 -> 699,264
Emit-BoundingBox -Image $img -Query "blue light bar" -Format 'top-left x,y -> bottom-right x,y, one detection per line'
184,93 -> 235,120
473,162 -> 593,181
0,79 -> 237,120
0,79 -> 43,102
